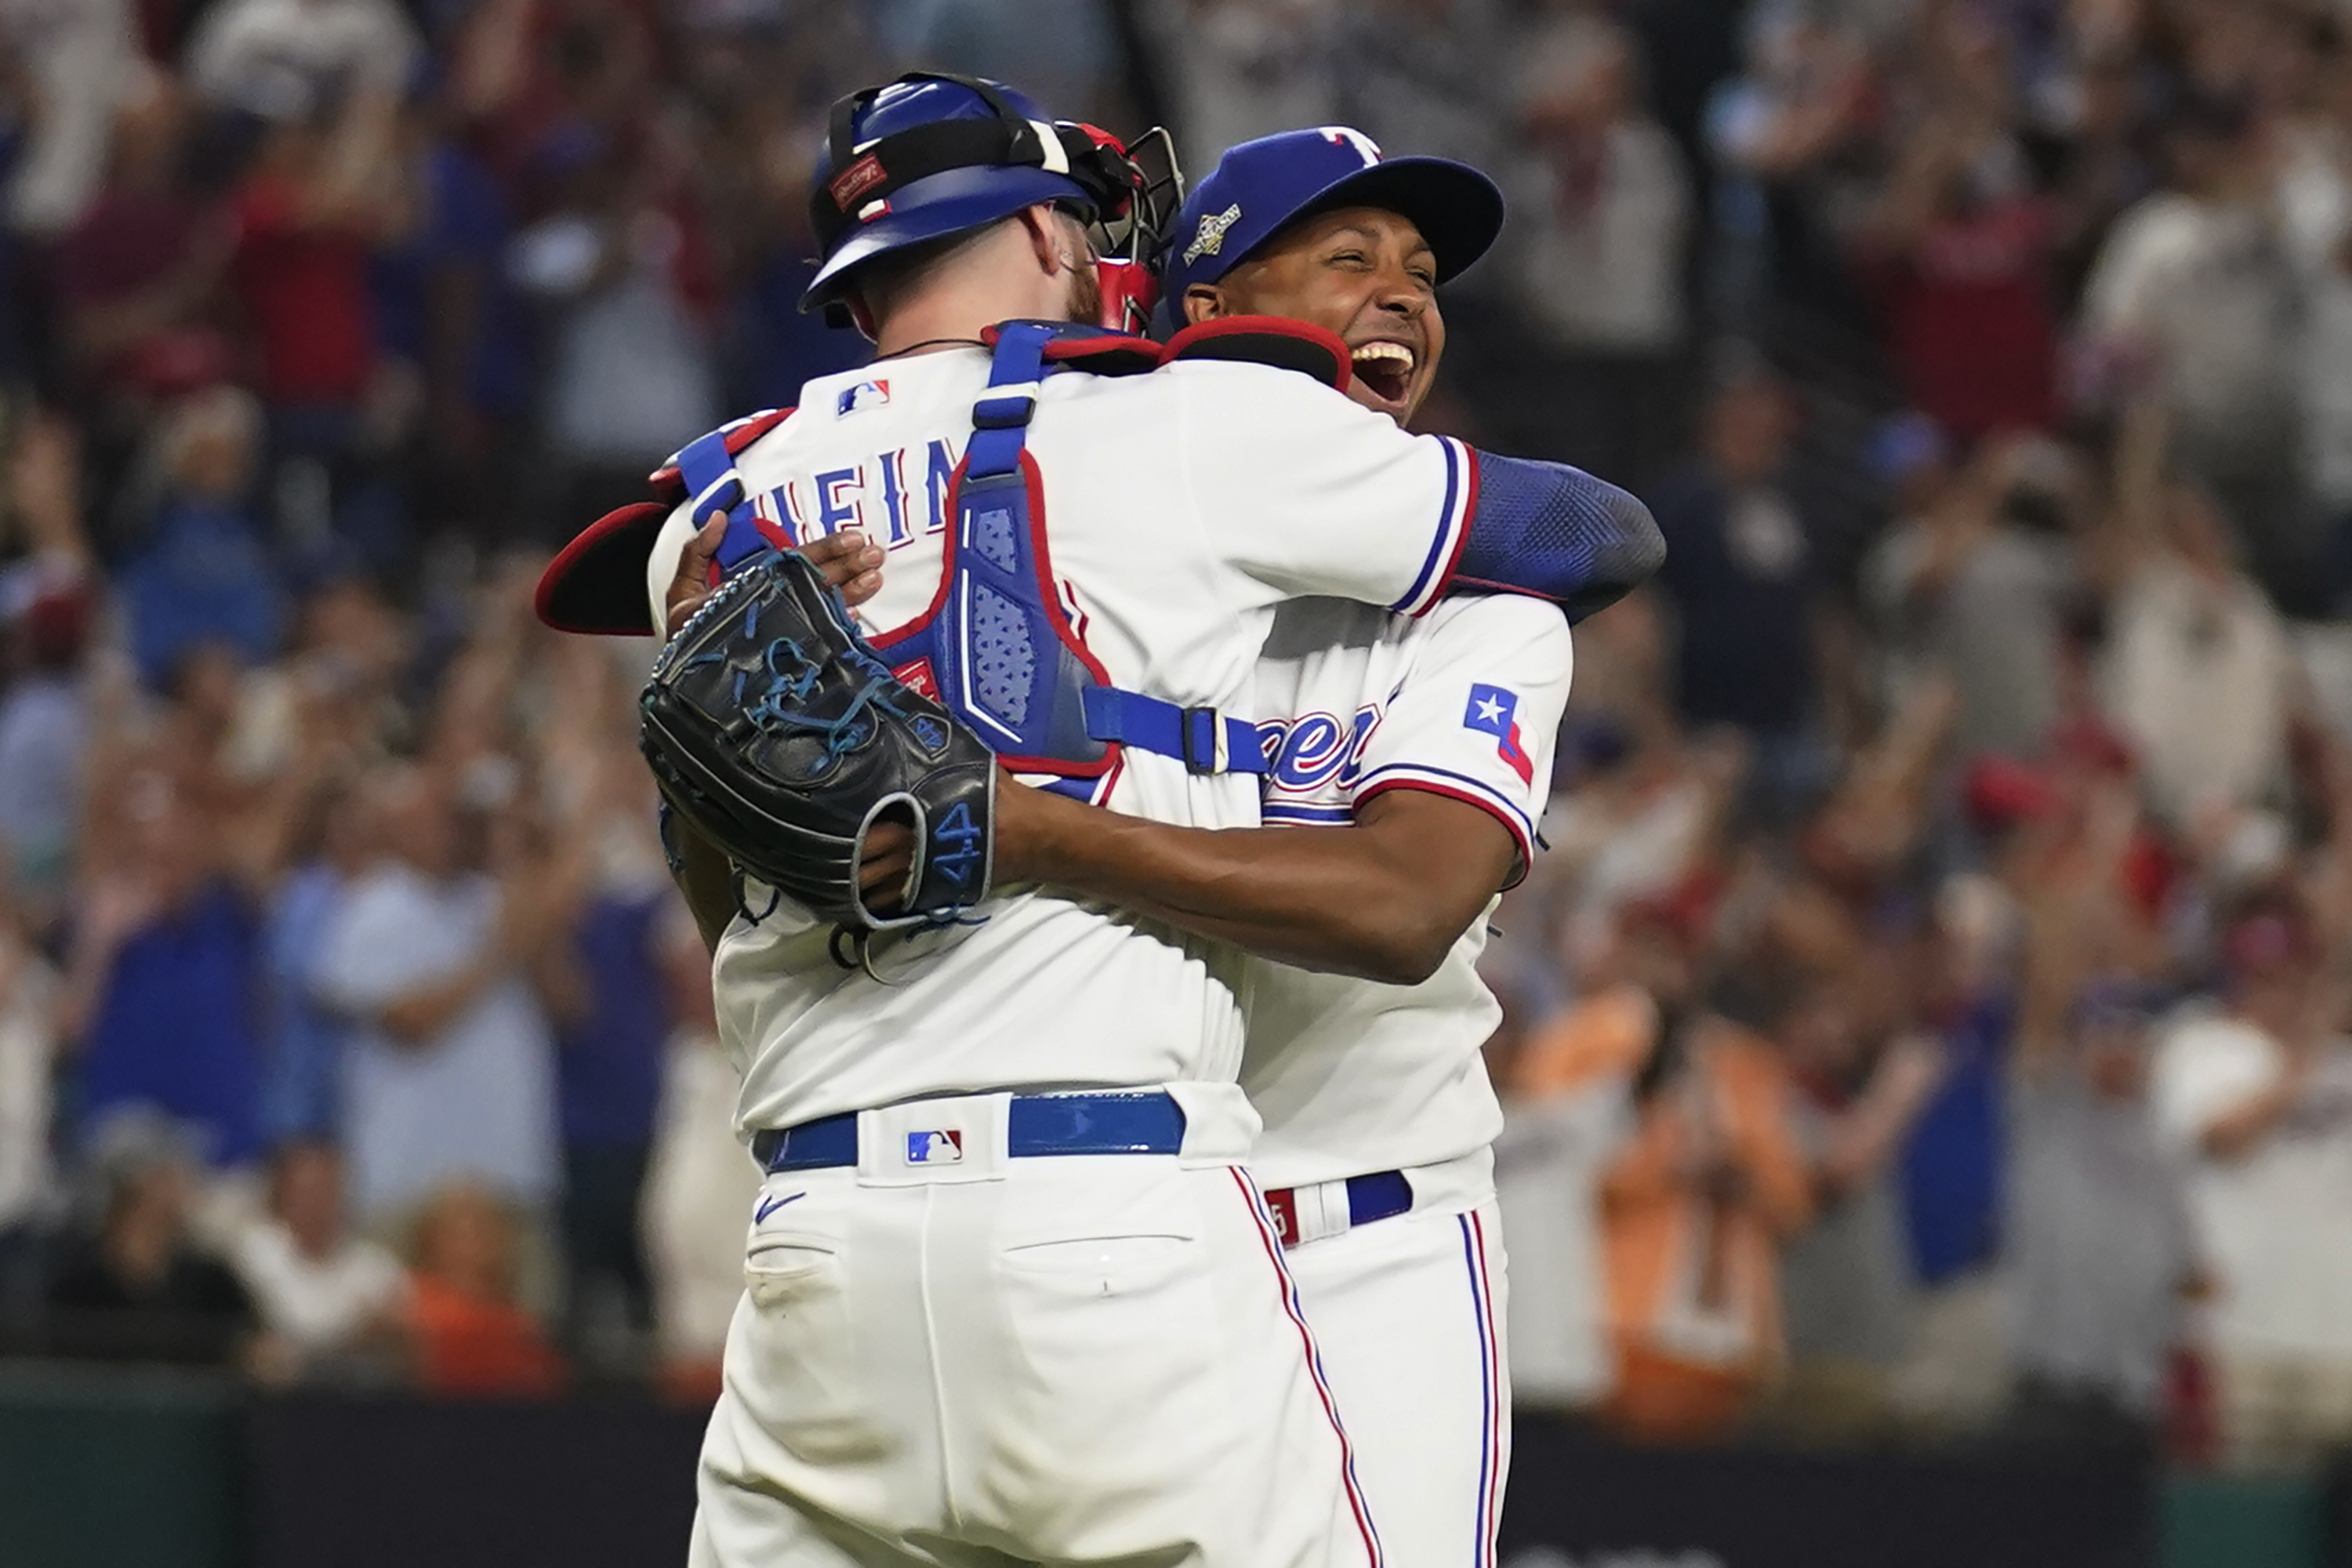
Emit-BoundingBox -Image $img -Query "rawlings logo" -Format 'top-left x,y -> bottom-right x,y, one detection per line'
893,657 -> 939,699
1183,202 -> 1242,265
829,153 -> 888,211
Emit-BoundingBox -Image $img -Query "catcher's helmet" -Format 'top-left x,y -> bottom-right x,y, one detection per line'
1158,127 -> 1504,312
803,72 -> 1161,318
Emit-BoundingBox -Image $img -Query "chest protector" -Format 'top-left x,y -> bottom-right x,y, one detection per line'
670,320 -> 1345,800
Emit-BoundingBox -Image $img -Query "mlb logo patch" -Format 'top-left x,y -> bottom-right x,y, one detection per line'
837,378 -> 891,416
1464,684 -> 1535,786
906,1130 -> 964,1165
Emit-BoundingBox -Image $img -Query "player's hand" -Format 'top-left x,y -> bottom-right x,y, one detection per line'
666,517 -> 888,637
664,513 -> 728,637
858,818 -> 916,912
797,530 -> 886,607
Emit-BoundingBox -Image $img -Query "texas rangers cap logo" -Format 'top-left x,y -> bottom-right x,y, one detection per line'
1182,202 -> 1243,266
906,1130 -> 964,1165
1464,684 -> 1535,785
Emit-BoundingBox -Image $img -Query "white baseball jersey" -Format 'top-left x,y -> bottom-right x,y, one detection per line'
643,348 -> 1483,1135
1240,593 -> 1573,1192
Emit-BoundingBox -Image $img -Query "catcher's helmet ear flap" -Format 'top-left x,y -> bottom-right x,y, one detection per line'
801,71 -> 1152,324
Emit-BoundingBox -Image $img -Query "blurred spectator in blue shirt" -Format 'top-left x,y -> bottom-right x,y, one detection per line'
550,845 -> 670,1369
0,578 -> 93,920
528,646 -> 671,1369
260,776 -> 375,1144
314,763 -> 562,1228
59,770 -> 270,1173
119,387 -> 284,688
372,94 -> 532,540
1653,360 -> 1832,814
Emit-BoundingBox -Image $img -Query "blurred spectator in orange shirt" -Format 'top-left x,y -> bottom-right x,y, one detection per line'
1497,893 -> 1702,1414
1598,1000 -> 1813,1443
405,1180 -> 564,1398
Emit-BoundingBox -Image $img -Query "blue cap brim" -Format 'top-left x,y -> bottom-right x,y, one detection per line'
801,164 -> 1094,310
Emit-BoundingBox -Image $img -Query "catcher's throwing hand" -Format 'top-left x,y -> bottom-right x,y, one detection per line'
858,822 -> 917,911
662,513 -> 887,637
801,529 -> 887,608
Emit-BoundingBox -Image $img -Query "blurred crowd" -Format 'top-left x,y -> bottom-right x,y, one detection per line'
1461,0 -> 2352,1475
1,0 -> 2350,1479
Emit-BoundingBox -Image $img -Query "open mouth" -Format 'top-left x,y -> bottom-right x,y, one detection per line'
1350,340 -> 1416,407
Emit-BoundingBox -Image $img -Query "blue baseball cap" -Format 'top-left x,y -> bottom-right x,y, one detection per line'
1159,127 -> 1504,310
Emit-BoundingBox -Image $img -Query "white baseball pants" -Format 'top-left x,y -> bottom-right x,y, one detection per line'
688,1092 -> 1381,1568
1280,1185 -> 1511,1568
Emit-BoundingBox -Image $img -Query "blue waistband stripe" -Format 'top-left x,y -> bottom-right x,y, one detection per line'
753,1091 -> 1188,1172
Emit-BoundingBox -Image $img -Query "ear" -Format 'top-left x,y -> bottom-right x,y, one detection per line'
844,292 -> 879,342
1181,283 -> 1227,326
1015,204 -> 1065,274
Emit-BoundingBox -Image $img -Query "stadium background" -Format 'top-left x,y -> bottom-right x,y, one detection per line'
4,0 -> 2352,1564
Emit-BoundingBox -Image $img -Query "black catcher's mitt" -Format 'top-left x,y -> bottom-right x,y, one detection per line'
640,549 -> 995,932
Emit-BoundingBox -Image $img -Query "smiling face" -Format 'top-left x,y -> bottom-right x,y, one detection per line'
1181,205 -> 1445,425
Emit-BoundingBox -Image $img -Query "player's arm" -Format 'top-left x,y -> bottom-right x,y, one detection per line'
990,786 -> 1513,985
1181,365 -> 1664,622
974,596 -> 1570,985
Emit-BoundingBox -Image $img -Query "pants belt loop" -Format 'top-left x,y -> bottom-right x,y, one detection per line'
1266,1178 -> 1354,1249
1305,1178 -> 1353,1245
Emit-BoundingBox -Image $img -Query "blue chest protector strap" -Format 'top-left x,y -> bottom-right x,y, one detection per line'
668,426 -> 776,575
874,321 -> 1272,790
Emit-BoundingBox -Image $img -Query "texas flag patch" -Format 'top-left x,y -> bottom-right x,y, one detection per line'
837,378 -> 891,416
1464,684 -> 1535,785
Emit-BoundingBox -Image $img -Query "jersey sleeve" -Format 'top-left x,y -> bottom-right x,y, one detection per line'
1176,364 -> 1472,617
1348,593 -> 1573,882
